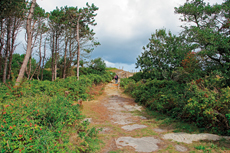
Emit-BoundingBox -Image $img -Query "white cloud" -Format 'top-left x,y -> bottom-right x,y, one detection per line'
33,0 -> 224,67
105,60 -> 138,72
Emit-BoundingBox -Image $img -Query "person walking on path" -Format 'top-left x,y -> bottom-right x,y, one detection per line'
114,74 -> 118,83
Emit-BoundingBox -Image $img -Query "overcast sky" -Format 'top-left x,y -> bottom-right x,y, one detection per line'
30,0 -> 224,71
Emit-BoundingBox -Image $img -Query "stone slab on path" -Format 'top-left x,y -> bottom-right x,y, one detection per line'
175,145 -> 188,152
121,124 -> 147,131
110,113 -> 133,125
123,104 -> 142,112
116,136 -> 161,152
104,102 -> 126,111
163,132 -> 230,144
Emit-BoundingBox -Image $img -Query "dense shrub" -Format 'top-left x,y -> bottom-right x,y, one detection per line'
80,67 -> 92,75
129,72 -> 143,82
120,78 -> 135,87
79,58 -> 107,76
0,73 -> 112,152
121,77 -> 230,135
1,95 -> 87,152
41,69 -> 52,81
89,57 -> 106,74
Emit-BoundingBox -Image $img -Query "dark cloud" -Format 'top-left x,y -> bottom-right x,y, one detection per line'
91,34 -> 148,64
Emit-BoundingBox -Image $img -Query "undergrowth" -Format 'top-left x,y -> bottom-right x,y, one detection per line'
0,72 -> 113,152
120,74 -> 230,135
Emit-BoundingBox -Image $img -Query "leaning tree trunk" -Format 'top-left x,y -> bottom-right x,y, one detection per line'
15,0 -> 36,86
3,18 -> 12,83
76,16 -> 80,80
27,56 -> 31,80
30,62 -> 38,80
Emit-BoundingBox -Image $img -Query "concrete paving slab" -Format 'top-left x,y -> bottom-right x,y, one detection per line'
110,113 -> 133,125
163,133 -> 230,144
116,137 -> 161,152
121,124 -> 147,131
175,145 -> 188,152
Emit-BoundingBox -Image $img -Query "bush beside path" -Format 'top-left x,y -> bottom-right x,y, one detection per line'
0,72 -> 113,152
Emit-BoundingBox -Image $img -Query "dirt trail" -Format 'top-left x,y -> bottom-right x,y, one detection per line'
81,70 -> 230,153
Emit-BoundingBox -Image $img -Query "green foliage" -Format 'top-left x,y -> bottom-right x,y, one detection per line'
0,73 -> 111,152
129,0 -> 230,135
33,2 -> 46,20
120,78 -> 135,87
121,76 -> 230,135
89,58 -> 106,74
41,69 -> 52,81
120,78 -> 136,95
0,0 -> 26,19
79,67 -> 92,75
79,58 -> 110,77
0,96 -> 85,152
44,57 -> 52,69
1,54 -> 37,80
136,0 -> 229,84
136,29 -> 194,80
194,143 -> 222,153
10,54 -> 24,78
129,72 -> 143,82
105,67 -> 118,70
175,0 -> 230,85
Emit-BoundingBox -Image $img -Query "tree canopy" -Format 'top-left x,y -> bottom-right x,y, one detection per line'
136,0 -> 230,84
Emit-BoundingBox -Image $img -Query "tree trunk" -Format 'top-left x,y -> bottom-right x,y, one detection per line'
0,49 -> 2,78
37,33 -> 42,80
0,19 -> 5,78
15,0 -> 36,86
54,33 -> 58,80
76,16 -> 80,80
30,34 -> 41,80
3,18 -> 11,83
41,38 -> 46,81
30,62 -> 38,80
7,17 -> 17,80
51,33 -> 55,81
63,37 -> 68,79
27,56 -> 31,80
66,38 -> 72,76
